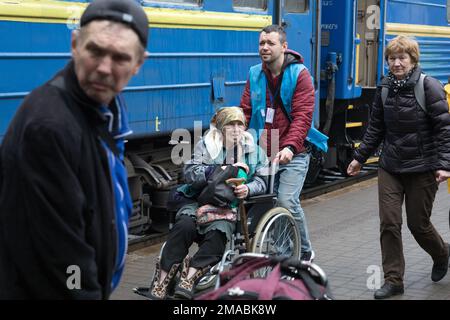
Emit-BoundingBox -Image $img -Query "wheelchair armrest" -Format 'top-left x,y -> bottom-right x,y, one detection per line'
244,193 -> 277,205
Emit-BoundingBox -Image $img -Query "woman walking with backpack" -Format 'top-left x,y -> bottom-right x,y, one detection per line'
347,35 -> 450,299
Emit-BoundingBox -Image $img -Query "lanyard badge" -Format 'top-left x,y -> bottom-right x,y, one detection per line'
265,107 -> 275,124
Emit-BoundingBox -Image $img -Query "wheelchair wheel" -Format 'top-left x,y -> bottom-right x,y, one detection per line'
195,247 -> 236,293
195,264 -> 219,292
251,207 -> 300,259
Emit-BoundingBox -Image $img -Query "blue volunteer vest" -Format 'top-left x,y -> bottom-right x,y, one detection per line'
248,63 -> 328,152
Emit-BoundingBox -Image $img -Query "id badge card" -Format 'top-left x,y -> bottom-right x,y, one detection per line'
265,107 -> 275,124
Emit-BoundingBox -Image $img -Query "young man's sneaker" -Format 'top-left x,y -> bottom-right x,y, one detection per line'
300,250 -> 315,263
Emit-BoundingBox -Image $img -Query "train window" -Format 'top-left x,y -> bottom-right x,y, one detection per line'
285,0 -> 308,13
144,0 -> 201,6
447,0 -> 450,23
233,0 -> 267,11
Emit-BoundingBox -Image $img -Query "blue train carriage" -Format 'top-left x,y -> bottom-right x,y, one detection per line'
319,0 -> 450,175
0,0 -> 319,235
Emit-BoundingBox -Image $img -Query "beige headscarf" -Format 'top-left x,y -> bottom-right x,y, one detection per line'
204,107 -> 254,160
212,106 -> 246,131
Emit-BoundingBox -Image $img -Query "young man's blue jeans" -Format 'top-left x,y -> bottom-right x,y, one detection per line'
274,152 -> 312,254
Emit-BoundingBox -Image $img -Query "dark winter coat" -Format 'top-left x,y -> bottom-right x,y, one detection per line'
0,61 -> 118,299
354,66 -> 450,173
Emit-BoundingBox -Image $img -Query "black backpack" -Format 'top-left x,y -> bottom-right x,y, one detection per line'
197,165 -> 238,208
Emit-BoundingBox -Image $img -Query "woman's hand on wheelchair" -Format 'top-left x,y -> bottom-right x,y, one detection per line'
234,184 -> 249,199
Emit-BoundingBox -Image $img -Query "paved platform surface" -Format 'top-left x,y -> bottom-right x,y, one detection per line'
111,178 -> 450,300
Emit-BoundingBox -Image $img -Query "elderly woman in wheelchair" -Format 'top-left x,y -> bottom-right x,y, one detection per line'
142,107 -> 271,300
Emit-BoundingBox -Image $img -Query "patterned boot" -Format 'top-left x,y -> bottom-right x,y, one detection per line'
173,255 -> 208,300
149,257 -> 180,300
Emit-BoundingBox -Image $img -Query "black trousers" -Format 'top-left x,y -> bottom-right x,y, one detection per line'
378,168 -> 448,285
160,215 -> 227,271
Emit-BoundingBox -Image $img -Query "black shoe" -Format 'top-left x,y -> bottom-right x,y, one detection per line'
374,283 -> 404,300
431,244 -> 450,282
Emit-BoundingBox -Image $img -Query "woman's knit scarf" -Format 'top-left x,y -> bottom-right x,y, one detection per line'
387,66 -> 416,93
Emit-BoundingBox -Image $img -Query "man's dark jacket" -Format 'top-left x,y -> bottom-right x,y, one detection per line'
0,62 -> 117,299
354,66 -> 450,173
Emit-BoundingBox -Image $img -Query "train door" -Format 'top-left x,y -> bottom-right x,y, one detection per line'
278,0 -> 322,183
278,0 -> 315,71
320,0 -> 362,100
320,0 -> 376,174
278,0 -> 321,129
356,0 -> 381,88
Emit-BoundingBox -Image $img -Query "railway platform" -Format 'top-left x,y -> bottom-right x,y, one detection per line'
111,178 -> 450,300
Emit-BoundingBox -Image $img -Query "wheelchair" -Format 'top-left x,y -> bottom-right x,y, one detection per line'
134,166 -> 301,298
194,171 -> 301,293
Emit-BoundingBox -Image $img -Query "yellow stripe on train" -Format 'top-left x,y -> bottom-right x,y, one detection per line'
0,0 -> 271,31
386,23 -> 450,38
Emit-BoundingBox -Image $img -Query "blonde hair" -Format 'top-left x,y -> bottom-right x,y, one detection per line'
385,35 -> 420,65
211,107 -> 246,131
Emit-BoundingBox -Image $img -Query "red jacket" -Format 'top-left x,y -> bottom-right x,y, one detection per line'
240,50 -> 315,156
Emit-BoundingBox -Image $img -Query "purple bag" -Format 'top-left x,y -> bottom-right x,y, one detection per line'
196,255 -> 332,300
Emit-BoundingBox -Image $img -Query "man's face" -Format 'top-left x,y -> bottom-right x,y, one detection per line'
258,31 -> 287,65
72,21 -> 144,104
